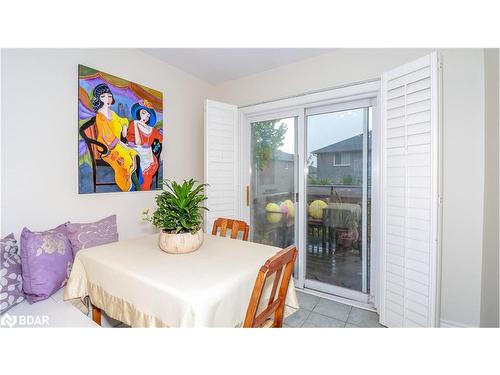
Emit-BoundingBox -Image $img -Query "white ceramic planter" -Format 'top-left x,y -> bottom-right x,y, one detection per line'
158,229 -> 204,254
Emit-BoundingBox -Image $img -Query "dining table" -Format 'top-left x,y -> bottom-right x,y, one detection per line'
64,233 -> 299,327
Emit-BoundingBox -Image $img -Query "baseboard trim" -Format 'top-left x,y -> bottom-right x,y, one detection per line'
440,319 -> 475,328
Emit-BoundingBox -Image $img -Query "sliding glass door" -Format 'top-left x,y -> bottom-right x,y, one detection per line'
243,98 -> 375,304
304,103 -> 372,301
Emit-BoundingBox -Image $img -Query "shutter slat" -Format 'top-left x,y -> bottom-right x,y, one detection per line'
386,309 -> 404,327
387,66 -> 431,89
387,252 -> 405,267
407,122 -> 431,136
387,243 -> 404,256
407,258 -> 429,274
387,281 -> 405,296
406,248 -> 430,264
405,310 -> 428,326
407,289 -> 429,307
406,77 -> 431,94
407,88 -> 431,104
406,279 -> 429,297
387,290 -> 405,305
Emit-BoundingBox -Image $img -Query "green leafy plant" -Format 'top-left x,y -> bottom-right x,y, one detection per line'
307,176 -> 333,185
331,190 -> 359,230
340,175 -> 354,185
252,120 -> 287,170
143,179 -> 208,234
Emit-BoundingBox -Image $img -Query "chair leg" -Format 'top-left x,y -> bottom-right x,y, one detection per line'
311,228 -> 314,253
93,165 -> 97,193
321,226 -> 326,254
329,228 -> 334,255
312,227 -> 318,254
333,228 -> 337,254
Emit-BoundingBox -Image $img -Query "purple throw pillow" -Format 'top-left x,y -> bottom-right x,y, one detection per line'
20,224 -> 73,303
66,215 -> 118,256
1,233 -> 25,313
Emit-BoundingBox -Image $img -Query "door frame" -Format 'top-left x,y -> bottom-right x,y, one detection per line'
239,80 -> 381,308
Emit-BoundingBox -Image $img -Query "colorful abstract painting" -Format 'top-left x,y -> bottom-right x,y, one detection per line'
78,65 -> 164,194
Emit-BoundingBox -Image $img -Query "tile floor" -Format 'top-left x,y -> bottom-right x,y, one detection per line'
284,290 -> 385,328
111,289 -> 384,328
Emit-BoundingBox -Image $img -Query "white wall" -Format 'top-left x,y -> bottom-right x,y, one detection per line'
212,49 -> 487,327
480,48 -> 499,327
0,49 -> 211,241
212,49 -> 431,106
439,49 -> 485,327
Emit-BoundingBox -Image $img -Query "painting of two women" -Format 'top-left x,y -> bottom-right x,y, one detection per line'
78,65 -> 164,194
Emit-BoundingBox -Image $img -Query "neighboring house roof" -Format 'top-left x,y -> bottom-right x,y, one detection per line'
274,150 -> 294,162
311,132 -> 371,154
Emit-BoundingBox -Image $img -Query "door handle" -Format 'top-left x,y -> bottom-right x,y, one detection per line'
246,186 -> 250,207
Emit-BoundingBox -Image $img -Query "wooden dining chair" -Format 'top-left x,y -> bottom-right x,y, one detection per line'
211,218 -> 249,241
243,245 -> 297,328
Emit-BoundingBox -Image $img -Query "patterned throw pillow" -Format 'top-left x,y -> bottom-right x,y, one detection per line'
0,233 -> 25,314
66,215 -> 118,256
20,224 -> 74,303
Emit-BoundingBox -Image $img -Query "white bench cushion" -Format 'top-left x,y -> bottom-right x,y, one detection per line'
1,288 -> 98,328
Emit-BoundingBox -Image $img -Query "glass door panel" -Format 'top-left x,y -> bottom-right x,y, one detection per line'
305,107 -> 371,294
250,117 -> 297,248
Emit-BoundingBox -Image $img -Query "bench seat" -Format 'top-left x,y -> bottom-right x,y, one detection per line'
1,288 -> 98,328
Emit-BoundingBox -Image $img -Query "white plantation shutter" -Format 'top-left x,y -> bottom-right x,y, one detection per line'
204,100 -> 239,232
380,53 -> 440,327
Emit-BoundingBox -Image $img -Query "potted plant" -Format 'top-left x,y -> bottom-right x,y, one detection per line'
331,190 -> 360,251
143,179 -> 208,254
335,212 -> 359,250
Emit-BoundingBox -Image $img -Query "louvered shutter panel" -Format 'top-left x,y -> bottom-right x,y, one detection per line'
204,100 -> 239,232
380,53 -> 440,327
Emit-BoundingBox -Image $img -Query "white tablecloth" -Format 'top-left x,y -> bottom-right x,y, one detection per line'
64,234 -> 298,327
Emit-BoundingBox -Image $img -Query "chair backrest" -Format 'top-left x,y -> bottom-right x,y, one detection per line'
80,118 -> 106,161
211,218 -> 249,241
243,245 -> 297,328
83,125 -> 100,160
